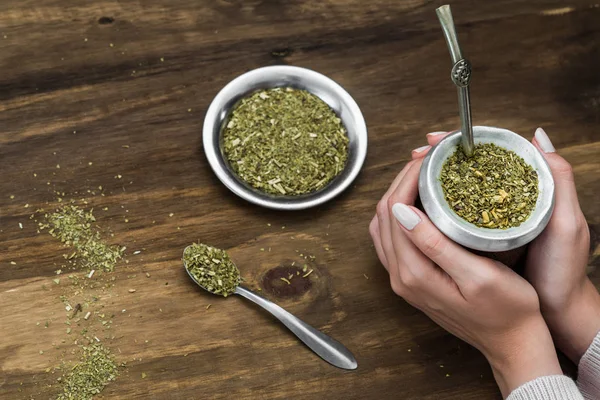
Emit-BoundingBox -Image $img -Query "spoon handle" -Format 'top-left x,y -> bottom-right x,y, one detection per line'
234,286 -> 357,370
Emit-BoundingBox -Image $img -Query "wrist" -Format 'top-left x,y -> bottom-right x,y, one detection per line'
487,316 -> 562,398
544,279 -> 600,363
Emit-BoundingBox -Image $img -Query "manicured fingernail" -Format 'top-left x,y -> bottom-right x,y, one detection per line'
535,127 -> 555,153
427,131 -> 446,136
412,145 -> 430,153
392,203 -> 421,231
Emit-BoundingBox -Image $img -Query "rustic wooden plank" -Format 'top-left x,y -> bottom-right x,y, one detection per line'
1,1 -> 599,399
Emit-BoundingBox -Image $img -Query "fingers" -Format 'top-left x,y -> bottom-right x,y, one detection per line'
412,131 -> 452,160
390,202 -> 491,291
376,160 -> 419,269
410,130 -> 453,160
374,161 -> 459,302
376,161 -> 421,287
532,127 -> 581,214
375,156 -> 466,303
411,145 -> 431,160
426,131 -> 451,146
385,160 -> 454,291
369,216 -> 388,270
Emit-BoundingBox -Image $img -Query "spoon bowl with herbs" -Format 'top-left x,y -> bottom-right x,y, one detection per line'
183,243 -> 358,370
419,126 -> 555,252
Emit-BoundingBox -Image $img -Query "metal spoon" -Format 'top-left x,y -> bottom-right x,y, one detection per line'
436,5 -> 474,156
183,246 -> 358,370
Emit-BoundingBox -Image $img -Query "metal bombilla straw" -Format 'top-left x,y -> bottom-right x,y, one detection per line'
436,5 -> 474,156
418,5 -> 556,253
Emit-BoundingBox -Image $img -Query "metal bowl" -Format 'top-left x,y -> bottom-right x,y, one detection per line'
203,65 -> 368,210
419,126 -> 555,252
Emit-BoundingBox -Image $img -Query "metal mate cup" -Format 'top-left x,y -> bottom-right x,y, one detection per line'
419,126 -> 555,252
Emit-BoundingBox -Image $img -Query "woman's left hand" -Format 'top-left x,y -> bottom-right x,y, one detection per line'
369,138 -> 562,397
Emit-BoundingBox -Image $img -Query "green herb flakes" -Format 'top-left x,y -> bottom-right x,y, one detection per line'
39,204 -> 124,271
222,88 -> 349,196
56,343 -> 118,400
183,243 -> 241,297
440,143 -> 539,229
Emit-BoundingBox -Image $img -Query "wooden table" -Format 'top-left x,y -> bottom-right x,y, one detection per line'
1,1 -> 599,399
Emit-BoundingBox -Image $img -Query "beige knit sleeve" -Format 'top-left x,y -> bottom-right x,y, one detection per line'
506,375 -> 583,400
506,330 -> 600,400
577,331 -> 600,399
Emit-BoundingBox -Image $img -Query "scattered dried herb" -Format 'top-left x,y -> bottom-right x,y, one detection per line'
56,343 -> 118,400
222,87 -> 349,196
183,243 -> 241,297
280,277 -> 291,285
440,143 -> 539,229
39,204 -> 124,271
302,269 -> 314,278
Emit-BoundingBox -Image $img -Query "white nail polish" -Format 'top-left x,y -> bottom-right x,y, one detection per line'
535,127 -> 555,153
427,131 -> 446,136
392,203 -> 421,231
412,145 -> 430,153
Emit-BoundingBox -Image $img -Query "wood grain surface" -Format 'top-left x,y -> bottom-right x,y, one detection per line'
1,1 -> 599,399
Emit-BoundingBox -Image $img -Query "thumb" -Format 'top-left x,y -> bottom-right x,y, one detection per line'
391,202 -> 488,288
533,127 -> 580,213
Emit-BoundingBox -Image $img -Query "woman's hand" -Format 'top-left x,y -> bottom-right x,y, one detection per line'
422,128 -> 600,364
525,128 -> 600,363
370,139 -> 562,397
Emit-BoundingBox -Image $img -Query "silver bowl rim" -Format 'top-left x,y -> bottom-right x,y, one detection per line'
418,126 -> 555,251
203,65 -> 368,210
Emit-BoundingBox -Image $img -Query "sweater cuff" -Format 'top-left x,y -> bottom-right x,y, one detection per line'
506,375 -> 583,400
577,330 -> 600,399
